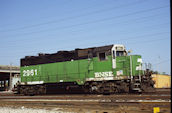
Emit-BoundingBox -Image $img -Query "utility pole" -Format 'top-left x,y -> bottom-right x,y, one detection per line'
9,63 -> 12,91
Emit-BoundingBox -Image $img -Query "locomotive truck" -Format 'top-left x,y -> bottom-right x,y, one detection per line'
17,44 -> 154,95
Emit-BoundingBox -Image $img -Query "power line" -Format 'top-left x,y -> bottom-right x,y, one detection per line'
72,33 -> 170,48
153,59 -> 170,65
0,21 -> 169,48
0,20 -> 170,50
126,36 -> 169,45
0,37 -> 169,58
1,5 -> 169,38
0,0 -> 148,32
0,31 -> 169,55
3,12 -> 169,43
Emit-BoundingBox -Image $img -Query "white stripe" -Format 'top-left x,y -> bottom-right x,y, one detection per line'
27,81 -> 44,84
86,77 -> 114,81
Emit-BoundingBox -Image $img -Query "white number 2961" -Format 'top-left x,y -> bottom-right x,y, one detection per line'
23,69 -> 38,76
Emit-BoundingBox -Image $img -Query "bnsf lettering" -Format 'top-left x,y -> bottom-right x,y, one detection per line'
23,69 -> 38,76
95,71 -> 113,78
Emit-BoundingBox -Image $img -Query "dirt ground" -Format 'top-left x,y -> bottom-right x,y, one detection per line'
0,102 -> 171,113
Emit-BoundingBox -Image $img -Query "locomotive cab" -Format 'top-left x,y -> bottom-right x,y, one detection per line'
111,44 -> 127,69
111,44 -> 143,77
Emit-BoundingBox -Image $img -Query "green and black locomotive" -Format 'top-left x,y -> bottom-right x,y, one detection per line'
17,44 -> 154,95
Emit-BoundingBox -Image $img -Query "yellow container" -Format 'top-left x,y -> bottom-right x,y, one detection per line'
153,107 -> 160,113
152,74 -> 171,88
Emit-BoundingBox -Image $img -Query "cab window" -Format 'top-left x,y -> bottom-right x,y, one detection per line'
116,51 -> 124,56
98,52 -> 107,61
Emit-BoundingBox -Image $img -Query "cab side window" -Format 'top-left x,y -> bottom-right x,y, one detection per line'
98,52 -> 107,61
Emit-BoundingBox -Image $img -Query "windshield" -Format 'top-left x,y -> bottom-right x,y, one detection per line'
116,51 -> 124,57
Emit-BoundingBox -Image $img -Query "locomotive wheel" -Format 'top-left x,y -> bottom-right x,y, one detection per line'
114,87 -> 119,93
141,83 -> 155,93
98,87 -> 104,94
122,83 -> 129,93
89,85 -> 98,94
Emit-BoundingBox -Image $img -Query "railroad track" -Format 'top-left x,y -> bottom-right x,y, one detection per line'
0,93 -> 170,113
0,94 -> 170,104
0,93 -> 170,99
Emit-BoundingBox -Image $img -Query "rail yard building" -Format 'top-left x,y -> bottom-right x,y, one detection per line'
0,65 -> 20,91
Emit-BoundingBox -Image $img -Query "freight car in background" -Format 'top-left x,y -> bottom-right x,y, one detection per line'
17,44 -> 155,95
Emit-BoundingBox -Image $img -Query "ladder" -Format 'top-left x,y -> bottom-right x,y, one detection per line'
132,76 -> 142,92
